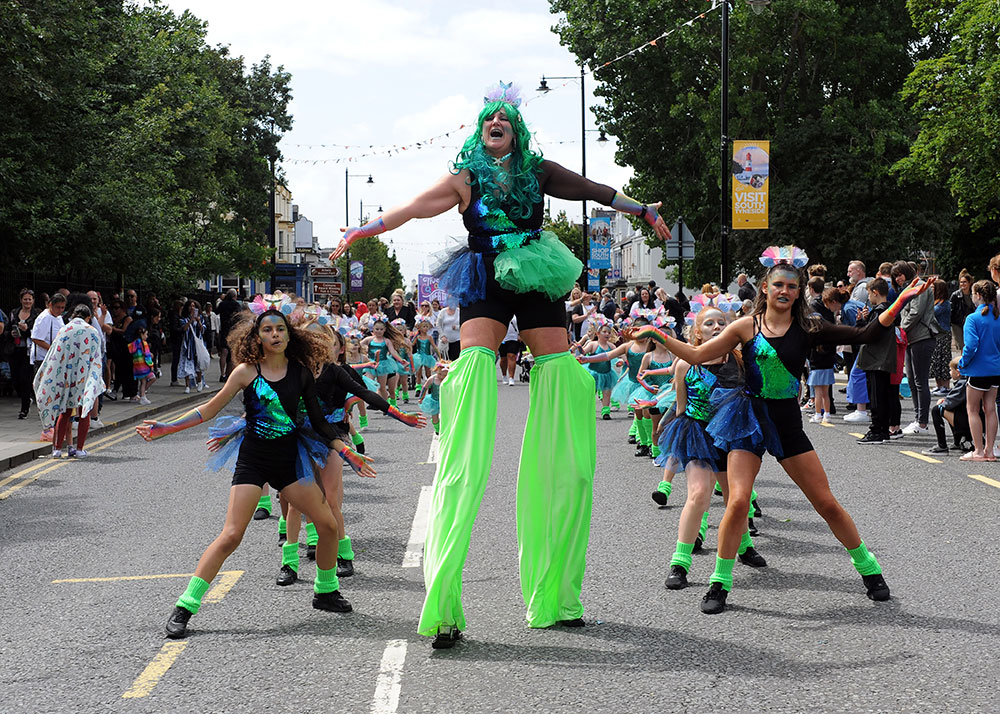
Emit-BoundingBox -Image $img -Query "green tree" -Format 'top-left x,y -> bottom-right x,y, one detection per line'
549,0 -> 956,285
543,208 -> 587,264
333,238 -> 403,303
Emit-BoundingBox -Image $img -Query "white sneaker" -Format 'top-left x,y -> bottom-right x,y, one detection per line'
196,382 -> 204,392
51,449 -> 62,458
508,378 -> 515,386
74,449 -> 88,458
808,413 -> 823,424
91,418 -> 105,428
844,411 -> 870,423
130,396 -> 141,403
821,414 -> 831,425
901,421 -> 928,435
994,444 -> 1000,458
140,396 -> 151,405
184,386 -> 191,394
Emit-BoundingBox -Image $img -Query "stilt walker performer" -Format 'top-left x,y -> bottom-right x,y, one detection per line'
330,81 -> 672,648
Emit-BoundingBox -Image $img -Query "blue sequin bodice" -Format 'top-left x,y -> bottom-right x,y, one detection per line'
463,179 -> 543,254
244,376 -> 298,439
745,333 -> 800,399
685,366 -> 720,421
368,340 -> 389,362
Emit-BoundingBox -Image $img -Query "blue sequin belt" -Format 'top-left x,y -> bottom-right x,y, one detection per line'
468,229 -> 540,254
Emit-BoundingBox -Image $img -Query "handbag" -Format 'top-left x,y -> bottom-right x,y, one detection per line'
195,334 -> 211,372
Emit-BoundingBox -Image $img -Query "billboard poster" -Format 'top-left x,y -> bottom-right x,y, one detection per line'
588,215 -> 612,269
587,268 -> 600,292
732,140 -> 769,230
349,260 -> 364,291
418,274 -> 449,305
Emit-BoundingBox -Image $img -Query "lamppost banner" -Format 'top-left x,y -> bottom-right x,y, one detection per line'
732,140 -> 769,230
588,215 -> 612,269
349,260 -> 364,290
587,268 -> 600,292
417,274 -> 448,305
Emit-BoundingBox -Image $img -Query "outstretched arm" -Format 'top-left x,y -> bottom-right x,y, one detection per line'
578,341 -> 630,364
136,364 -> 252,440
641,320 -> 747,366
331,173 -> 464,260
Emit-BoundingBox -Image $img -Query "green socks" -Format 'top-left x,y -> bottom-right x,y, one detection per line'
738,530 -> 754,556
281,541 -> 300,572
611,400 -> 620,409
670,541 -> 695,571
352,432 -> 364,446
657,480 -> 672,499
709,557 -> 736,591
338,536 -> 355,560
359,414 -> 369,429
628,417 -> 638,437
278,515 -> 287,536
315,566 -> 339,594
601,406 -> 610,418
256,494 -> 271,515
750,488 -> 759,518
401,389 -> 409,400
432,421 -> 440,434
176,576 -> 211,614
651,444 -> 661,459
698,510 -> 709,541
847,542 -> 882,576
305,522 -> 319,547
642,418 -> 654,446
388,398 -> 397,407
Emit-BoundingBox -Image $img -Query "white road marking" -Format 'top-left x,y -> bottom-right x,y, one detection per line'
426,433 -> 439,464
402,485 -> 434,568
370,639 -> 407,714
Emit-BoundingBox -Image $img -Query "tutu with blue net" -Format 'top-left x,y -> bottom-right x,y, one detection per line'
420,391 -> 440,416
706,388 -> 783,457
375,358 -> 398,376
413,353 -> 437,371
655,414 -> 721,471
610,373 -> 638,405
590,368 -> 616,392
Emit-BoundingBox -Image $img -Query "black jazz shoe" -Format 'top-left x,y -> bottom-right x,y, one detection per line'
664,565 -> 688,590
276,565 -> 297,586
165,606 -> 193,639
863,573 -> 891,601
747,518 -> 759,536
431,626 -> 462,649
337,557 -> 354,578
738,547 -> 767,568
306,544 -> 317,561
700,583 -> 728,614
555,617 -> 585,627
252,507 -> 270,521
312,590 -> 352,612
651,490 -> 667,506
627,434 -> 637,445
693,535 -> 703,552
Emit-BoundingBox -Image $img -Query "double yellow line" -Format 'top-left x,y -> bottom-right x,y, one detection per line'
0,405 -> 194,500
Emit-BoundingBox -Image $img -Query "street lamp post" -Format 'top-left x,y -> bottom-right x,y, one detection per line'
344,170 -> 374,299
537,66 -> 607,266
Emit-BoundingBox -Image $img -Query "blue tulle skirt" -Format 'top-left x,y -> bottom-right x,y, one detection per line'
413,353 -> 437,371
706,388 -> 783,458
375,359 -> 398,376
590,368 -> 616,392
361,373 -> 379,392
611,374 -> 639,405
420,392 -> 440,416
655,414 -> 721,471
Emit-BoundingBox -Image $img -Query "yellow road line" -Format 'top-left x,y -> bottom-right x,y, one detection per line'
849,432 -> 865,438
968,474 -> 1000,489
53,570 -> 242,584
0,463 -> 66,500
900,450 -> 941,464
122,641 -> 188,699
204,570 -> 244,603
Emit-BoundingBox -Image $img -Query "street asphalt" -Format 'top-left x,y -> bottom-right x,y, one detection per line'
1,373 -> 998,713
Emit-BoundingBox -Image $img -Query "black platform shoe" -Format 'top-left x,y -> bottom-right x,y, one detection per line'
312,590 -> 352,612
664,565 -> 689,590
431,626 -> 462,649
863,573 -> 891,601
276,565 -> 298,586
165,606 -> 193,639
337,557 -> 354,578
700,583 -> 728,614
738,547 -> 767,568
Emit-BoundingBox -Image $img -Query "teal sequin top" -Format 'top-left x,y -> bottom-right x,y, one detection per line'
589,345 -> 612,374
368,340 -> 389,363
644,358 -> 673,386
625,349 -> 646,381
415,337 -> 434,355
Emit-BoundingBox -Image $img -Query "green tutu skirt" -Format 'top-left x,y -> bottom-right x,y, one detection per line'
493,231 -> 583,302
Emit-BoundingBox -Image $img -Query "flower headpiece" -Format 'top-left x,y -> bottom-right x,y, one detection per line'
686,293 -> 741,324
484,81 -> 522,108
415,315 -> 433,328
759,245 -> 809,269
249,292 -> 293,317
347,329 -> 363,340
390,318 -> 407,330
589,314 -> 612,331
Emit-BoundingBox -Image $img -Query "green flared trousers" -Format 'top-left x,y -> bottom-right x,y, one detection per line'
418,347 -> 596,635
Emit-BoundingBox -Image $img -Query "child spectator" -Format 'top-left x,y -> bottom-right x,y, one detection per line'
129,325 -> 156,405
923,358 -> 971,455
958,280 -> 1000,461
856,278 -> 897,444
147,307 -> 163,378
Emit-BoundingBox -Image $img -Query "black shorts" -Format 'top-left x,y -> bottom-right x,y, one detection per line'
498,339 -> 524,357
968,375 -> 1000,391
758,398 -> 814,461
460,253 -> 568,331
231,435 -> 299,491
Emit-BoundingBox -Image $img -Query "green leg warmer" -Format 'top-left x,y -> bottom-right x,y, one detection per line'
278,515 -> 287,536
709,556 -> 736,591
176,576 -> 211,614
359,414 -> 369,429
670,541 -> 695,571
750,488 -> 759,518
256,494 -> 271,515
388,397 -> 397,407
601,406 -> 610,418
657,480 -> 673,499
281,541 -> 300,573
698,510 -> 709,541
338,536 -> 355,560
651,444 -> 661,458
628,417 -> 638,437
517,352 -> 596,628
352,432 -> 364,446
847,542 -> 882,576
432,421 -> 440,434
737,530 -> 754,556
305,521 -> 319,547
418,347 -> 498,637
314,565 -> 339,594
639,418 -> 653,446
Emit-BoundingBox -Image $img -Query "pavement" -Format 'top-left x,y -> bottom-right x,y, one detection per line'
0,354 -> 224,473
0,367 -> 998,713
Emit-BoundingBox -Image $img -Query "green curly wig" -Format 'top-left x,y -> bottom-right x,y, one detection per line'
451,100 -> 543,219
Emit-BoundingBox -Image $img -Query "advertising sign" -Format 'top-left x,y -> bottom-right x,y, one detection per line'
313,282 -> 343,296
588,215 -> 612,269
349,261 -> 364,291
417,274 -> 449,305
732,140 -> 769,230
587,268 -> 600,292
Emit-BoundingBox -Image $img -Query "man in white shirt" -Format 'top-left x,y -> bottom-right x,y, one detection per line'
31,294 -> 67,365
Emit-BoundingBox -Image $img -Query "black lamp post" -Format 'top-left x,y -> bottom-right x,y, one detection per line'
344,170 -> 373,299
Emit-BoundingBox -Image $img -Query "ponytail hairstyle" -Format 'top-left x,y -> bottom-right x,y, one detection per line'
228,309 -> 333,376
372,316 -> 408,352
821,286 -> 851,308
972,280 -> 999,319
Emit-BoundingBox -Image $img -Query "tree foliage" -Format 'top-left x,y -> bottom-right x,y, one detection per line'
333,238 -> 403,303
0,0 -> 292,294
549,0 -> 957,286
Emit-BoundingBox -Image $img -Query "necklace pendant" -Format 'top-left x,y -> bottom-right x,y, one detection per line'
491,151 -> 512,168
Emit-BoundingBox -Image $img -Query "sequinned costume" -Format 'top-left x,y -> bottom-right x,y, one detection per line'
413,337 -> 437,371
369,340 -> 397,376
587,345 -> 616,392
420,381 -> 441,416
419,159 -> 625,636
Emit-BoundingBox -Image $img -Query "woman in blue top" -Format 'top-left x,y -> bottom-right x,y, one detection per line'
958,280 -> 1000,462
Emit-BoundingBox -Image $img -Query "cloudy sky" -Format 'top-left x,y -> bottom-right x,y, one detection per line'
162,0 -> 639,283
